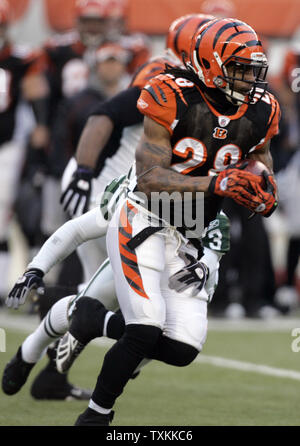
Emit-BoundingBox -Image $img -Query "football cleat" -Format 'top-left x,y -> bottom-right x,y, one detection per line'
2,346 -> 35,395
56,332 -> 86,374
75,408 -> 114,426
30,366 -> 92,400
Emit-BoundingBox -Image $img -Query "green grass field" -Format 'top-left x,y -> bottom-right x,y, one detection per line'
1,320 -> 300,426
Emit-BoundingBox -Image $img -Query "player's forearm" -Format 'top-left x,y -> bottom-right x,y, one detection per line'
28,208 -> 105,274
136,137 -> 211,196
76,115 -> 114,169
137,166 -> 211,196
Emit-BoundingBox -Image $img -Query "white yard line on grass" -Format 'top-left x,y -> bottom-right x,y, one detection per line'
196,355 -> 300,381
2,312 -> 300,382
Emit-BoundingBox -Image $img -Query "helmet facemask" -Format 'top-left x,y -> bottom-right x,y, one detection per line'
215,53 -> 268,105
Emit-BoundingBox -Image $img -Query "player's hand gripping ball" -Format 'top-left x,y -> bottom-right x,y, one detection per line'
209,159 -> 278,217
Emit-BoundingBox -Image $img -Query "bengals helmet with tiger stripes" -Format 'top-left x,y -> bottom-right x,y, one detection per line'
188,18 -> 268,104
166,14 -> 215,64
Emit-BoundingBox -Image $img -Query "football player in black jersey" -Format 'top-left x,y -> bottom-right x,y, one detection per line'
74,18 -> 279,425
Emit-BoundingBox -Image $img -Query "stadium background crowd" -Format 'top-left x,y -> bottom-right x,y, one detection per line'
1,0 -> 300,319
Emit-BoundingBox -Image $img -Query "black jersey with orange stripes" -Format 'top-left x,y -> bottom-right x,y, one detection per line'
137,71 -> 280,224
0,44 -> 43,145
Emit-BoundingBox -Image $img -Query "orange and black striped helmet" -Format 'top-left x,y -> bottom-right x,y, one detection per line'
166,14 -> 215,64
189,18 -> 268,104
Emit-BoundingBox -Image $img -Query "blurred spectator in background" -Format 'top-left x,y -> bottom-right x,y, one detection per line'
51,42 -> 131,180
16,0 -> 151,274
267,29 -> 300,312
210,201 -> 280,319
13,1 -> 151,401
279,31 -> 300,159
274,140 -> 300,311
101,0 -> 151,74
15,0 -> 115,268
0,0 -> 49,302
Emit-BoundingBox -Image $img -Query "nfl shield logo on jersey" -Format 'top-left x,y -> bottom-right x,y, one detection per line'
218,116 -> 230,127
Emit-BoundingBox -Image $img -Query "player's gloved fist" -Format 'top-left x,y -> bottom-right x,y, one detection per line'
248,171 -> 278,217
209,162 -> 257,199
169,253 -> 209,297
208,165 -> 277,217
6,269 -> 45,310
60,165 -> 94,217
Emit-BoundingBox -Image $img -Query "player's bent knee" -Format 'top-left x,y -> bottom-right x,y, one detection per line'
70,296 -> 108,343
171,342 -> 199,367
151,336 -> 199,367
123,324 -> 162,358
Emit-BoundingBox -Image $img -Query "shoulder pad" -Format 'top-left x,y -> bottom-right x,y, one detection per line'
137,73 -> 196,134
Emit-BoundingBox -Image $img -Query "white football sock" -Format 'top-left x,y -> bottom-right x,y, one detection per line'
103,311 -> 114,337
22,295 -> 75,363
89,399 -> 111,414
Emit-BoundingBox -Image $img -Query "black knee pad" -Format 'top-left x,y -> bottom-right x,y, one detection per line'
70,296 -> 108,344
122,324 -> 162,359
151,336 -> 199,367
170,341 -> 199,367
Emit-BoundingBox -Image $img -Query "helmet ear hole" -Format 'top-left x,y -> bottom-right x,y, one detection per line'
202,58 -> 210,69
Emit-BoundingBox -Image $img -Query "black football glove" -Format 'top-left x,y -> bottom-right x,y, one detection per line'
60,165 -> 94,217
168,253 -> 209,297
6,269 -> 45,310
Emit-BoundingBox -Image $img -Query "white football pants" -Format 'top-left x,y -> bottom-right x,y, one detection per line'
106,199 -> 209,351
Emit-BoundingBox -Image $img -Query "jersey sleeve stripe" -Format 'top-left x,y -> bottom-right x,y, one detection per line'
144,85 -> 163,106
157,84 -> 167,103
161,78 -> 188,107
267,96 -> 277,128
